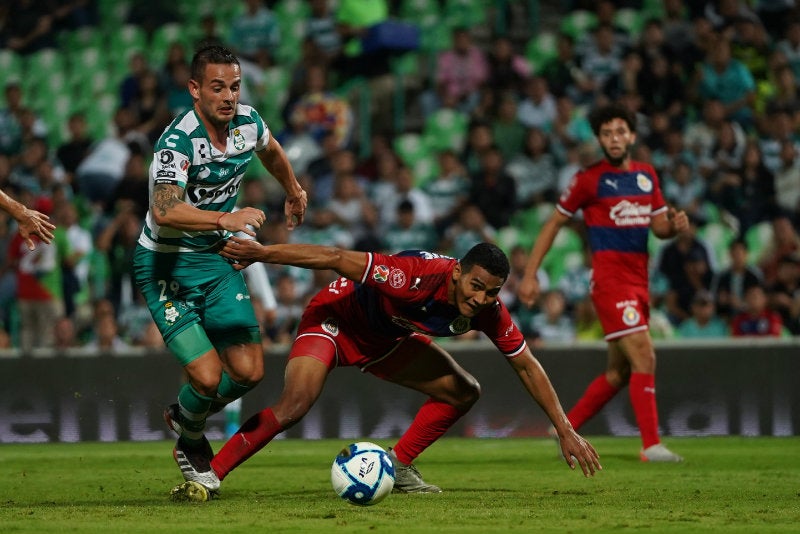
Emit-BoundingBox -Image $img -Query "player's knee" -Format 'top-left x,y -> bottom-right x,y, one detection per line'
190,372 -> 223,397
606,367 -> 630,388
454,376 -> 481,410
273,391 -> 315,429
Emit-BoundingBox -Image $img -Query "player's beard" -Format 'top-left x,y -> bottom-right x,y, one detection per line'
601,145 -> 630,167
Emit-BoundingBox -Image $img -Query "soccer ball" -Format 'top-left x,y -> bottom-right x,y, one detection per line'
330,441 -> 395,506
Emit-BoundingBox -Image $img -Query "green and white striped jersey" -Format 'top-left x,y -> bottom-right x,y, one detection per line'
137,104 -> 270,253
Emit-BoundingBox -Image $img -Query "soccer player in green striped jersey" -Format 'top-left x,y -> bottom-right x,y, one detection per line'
132,46 -> 307,492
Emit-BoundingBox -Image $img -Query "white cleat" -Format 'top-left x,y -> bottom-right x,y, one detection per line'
640,443 -> 684,463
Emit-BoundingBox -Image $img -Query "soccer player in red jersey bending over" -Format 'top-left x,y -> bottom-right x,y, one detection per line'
171,241 -> 600,498
518,104 -> 688,462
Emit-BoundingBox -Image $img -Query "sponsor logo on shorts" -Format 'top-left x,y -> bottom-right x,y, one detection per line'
322,317 -> 339,336
236,293 -> 250,301
389,268 -> 406,289
373,265 -> 389,283
621,305 -> 640,326
164,302 -> 180,325
449,316 -> 471,334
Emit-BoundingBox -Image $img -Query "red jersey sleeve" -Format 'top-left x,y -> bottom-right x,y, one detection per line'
473,301 -> 528,358
557,168 -> 595,217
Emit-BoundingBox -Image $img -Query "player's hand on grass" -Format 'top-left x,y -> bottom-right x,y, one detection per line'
557,428 -> 602,477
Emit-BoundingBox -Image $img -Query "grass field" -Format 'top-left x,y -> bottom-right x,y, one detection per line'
1,436 -> 798,533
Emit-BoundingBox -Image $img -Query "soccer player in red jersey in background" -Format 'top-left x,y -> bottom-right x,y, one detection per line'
518,104 -> 688,462
170,241 -> 601,498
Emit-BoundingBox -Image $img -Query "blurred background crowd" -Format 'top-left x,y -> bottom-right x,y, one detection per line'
1,0 -> 800,354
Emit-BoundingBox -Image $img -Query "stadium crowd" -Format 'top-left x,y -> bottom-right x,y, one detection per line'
1,0 -> 800,354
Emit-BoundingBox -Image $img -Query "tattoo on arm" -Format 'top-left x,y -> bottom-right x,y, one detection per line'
153,184 -> 183,217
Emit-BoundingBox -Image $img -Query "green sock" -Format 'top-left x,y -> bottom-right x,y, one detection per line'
177,383 -> 213,445
208,372 -> 252,414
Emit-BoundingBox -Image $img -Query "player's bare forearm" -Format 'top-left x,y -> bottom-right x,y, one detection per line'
518,212 -> 567,307
151,183 -> 221,231
257,138 -> 307,228
220,238 -> 367,280
0,189 -> 56,249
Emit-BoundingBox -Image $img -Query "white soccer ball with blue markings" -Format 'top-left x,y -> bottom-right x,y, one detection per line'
331,442 -> 395,506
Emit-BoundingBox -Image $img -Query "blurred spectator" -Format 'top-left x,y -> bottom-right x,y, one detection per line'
516,76 -> 557,131
684,99 -> 736,165
767,253 -> 800,334
730,17 -> 770,81
712,236 -> 763,319
657,217 -> 715,324
83,311 -> 132,354
662,158 -> 706,222
692,34 -> 756,130
54,201 -> 92,318
4,0 -> 58,55
422,26 -> 489,117
306,0 -> 342,65
499,244 -> 549,316
467,144 -> 517,229
756,0 -> 796,41
7,198 -> 63,352
108,151 -> 149,219
461,120 -> 494,175
676,289 -> 729,338
775,19 -> 800,80
374,163 -> 434,232
0,83 -> 24,158
710,140 -> 775,233
334,0 -> 391,79
163,55 -> 193,119
731,284 -> 784,336
195,13 -> 226,50
227,0 -> 280,67
573,296 -> 604,341
265,273 -> 304,344
549,97 -> 594,163
757,108 -> 797,173
424,149 -> 470,235
637,53 -> 685,124
527,289 -> 575,344
702,119 -> 746,179
119,52 -> 151,111
324,173 -> 379,245
442,203 -> 496,259
578,24 -> 624,100
288,64 -> 354,149
485,35 -> 531,100
773,140 -> 800,218
126,69 -> 170,147
53,315 -> 80,351
382,199 -> 438,253
505,127 -> 558,207
540,33 -> 592,103
758,214 -> 800,285
602,48 -> 643,102
490,93 -> 526,162
55,112 -> 93,187
93,201 -> 142,315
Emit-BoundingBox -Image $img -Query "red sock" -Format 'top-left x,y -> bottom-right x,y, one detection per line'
211,407 -> 282,480
566,374 -> 621,430
392,399 -> 466,465
629,372 -> 660,449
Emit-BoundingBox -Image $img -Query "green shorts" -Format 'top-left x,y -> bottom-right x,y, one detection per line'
132,245 -> 260,363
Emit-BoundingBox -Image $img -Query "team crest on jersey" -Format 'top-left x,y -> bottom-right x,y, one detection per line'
373,265 -> 389,283
389,268 -> 406,289
636,173 -> 652,192
621,305 -> 640,326
449,316 -> 471,334
322,317 -> 339,336
233,128 -> 245,150
164,302 -> 180,325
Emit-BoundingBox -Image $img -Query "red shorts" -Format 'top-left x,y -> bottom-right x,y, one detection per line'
287,304 -> 432,379
591,283 -> 650,341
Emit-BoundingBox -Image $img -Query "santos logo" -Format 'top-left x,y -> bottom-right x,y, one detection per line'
187,181 -> 241,205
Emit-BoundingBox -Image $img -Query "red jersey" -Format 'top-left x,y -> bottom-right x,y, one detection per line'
300,250 -> 527,363
558,160 -> 667,288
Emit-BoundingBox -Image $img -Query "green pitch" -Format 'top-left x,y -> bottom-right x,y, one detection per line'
1,437 -> 798,533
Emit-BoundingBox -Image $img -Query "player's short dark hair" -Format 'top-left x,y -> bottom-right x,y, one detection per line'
190,45 -> 239,83
461,243 -> 510,280
588,103 -> 637,135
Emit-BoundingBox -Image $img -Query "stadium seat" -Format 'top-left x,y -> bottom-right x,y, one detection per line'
744,221 -> 774,265
443,0 -> 487,29
422,108 -> 469,153
541,225 -> 585,286
613,8 -> 644,38
109,24 -> 148,58
0,49 -> 23,88
97,0 -> 132,29
524,31 -> 558,75
149,23 -> 190,66
23,48 -> 66,85
697,221 -> 736,271
559,10 -> 597,40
